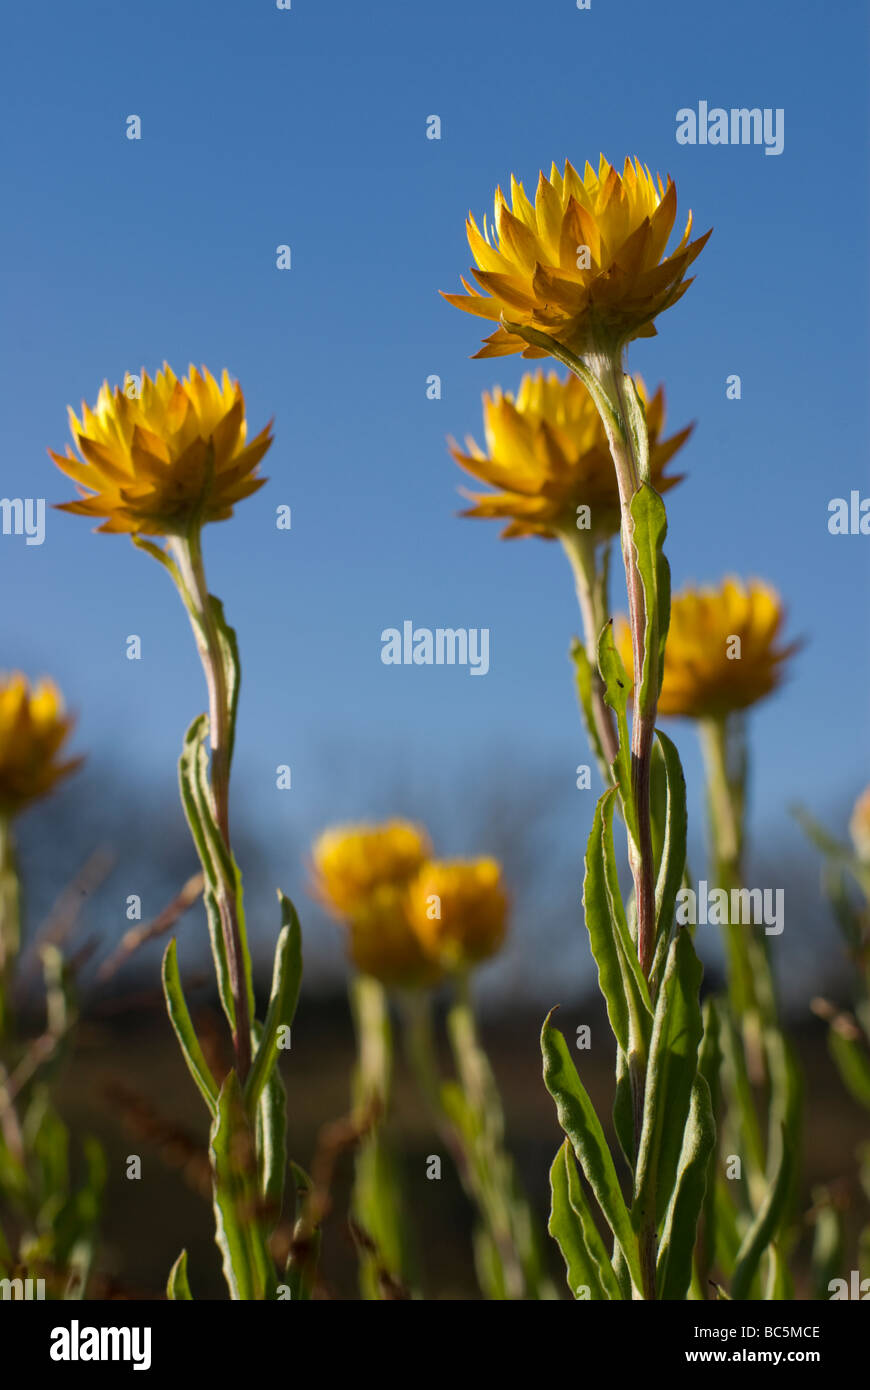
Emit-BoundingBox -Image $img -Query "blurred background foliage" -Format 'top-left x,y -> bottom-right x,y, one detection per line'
4,752 -> 867,1298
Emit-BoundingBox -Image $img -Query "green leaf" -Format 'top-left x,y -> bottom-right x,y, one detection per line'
548,1140 -> 622,1300
161,939 -> 219,1118
245,893 -> 303,1111
541,1013 -> 641,1294
633,929 -> 704,1232
255,1030 -> 288,1232
731,1126 -> 795,1301
209,596 -> 241,768
583,789 -> 652,1068
177,717 -> 235,1029
285,1162 -> 321,1301
210,1072 -> 276,1301
696,999 -> 722,1284
352,1129 -> 412,1300
828,1026 -> 870,1110
628,484 -> 670,717
613,1049 -> 636,1169
652,730 -> 688,955
764,1243 -> 794,1300
571,638 -> 608,784
596,624 -> 639,847
719,1014 -> 766,1180
167,1250 -> 193,1300
656,1076 -> 715,1299
622,374 -> 651,485
731,1032 -> 801,1300
810,1192 -> 844,1301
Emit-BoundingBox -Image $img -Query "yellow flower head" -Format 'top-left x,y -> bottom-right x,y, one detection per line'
310,820 -> 441,987
51,364 -> 273,535
343,882 -> 443,989
615,578 -> 799,720
408,858 -> 508,971
0,674 -> 83,816
849,788 -> 870,863
442,156 -> 711,358
449,371 -> 689,539
311,820 -> 432,917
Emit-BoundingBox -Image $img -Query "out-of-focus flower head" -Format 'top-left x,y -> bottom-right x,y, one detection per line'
0,674 -> 82,817
408,858 -> 508,972
615,578 -> 799,720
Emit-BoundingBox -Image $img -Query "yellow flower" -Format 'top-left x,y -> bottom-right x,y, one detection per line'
311,820 -> 432,916
0,674 -> 82,816
442,155 -> 711,359
449,370 -> 689,539
615,578 -> 799,720
51,364 -> 273,535
849,788 -> 870,863
344,883 -> 443,988
311,821 -> 441,987
408,859 -> 508,971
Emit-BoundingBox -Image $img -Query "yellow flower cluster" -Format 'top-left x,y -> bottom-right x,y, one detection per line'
0,674 -> 82,817
616,578 -> 798,720
311,821 -> 508,987
51,364 -> 273,536
449,370 -> 688,539
443,155 -> 710,358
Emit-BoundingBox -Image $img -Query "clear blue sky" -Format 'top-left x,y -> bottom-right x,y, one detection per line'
1,0 -> 867,991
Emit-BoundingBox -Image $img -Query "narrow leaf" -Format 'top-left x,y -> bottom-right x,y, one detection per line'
656,1075 -> 715,1299
541,1013 -> 641,1294
652,729 -> 688,950
633,929 -> 704,1231
597,624 -> 639,847
629,484 -> 670,716
210,1072 -> 276,1301
161,939 -> 218,1118
245,893 -> 303,1111
548,1142 -> 607,1300
167,1249 -> 193,1300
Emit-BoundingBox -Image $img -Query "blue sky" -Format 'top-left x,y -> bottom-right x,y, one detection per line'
1,0 -> 867,990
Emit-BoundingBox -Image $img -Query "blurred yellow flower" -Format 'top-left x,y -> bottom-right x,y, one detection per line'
51,364 -> 272,535
442,155 -> 710,359
849,788 -> 870,863
409,858 -> 508,971
0,674 -> 82,816
311,821 -> 440,987
343,882 -> 442,988
449,370 -> 689,539
615,578 -> 799,720
311,820 -> 432,916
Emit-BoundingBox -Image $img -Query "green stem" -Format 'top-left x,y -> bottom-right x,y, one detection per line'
593,354 -> 659,982
448,973 -> 540,1300
698,714 -> 777,1029
350,977 -> 411,1299
560,529 -> 618,778
399,990 -> 518,1296
169,530 -> 252,1083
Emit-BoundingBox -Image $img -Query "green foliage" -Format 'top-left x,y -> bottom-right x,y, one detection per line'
167,1250 -> 193,1300
541,1013 -> 642,1295
210,1073 -> 277,1301
628,484 -> 670,716
161,939 -> 219,1118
